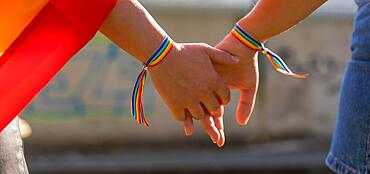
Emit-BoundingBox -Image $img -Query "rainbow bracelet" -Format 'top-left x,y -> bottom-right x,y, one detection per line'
231,24 -> 308,79
131,36 -> 174,126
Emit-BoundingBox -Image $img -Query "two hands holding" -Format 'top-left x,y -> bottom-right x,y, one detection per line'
150,34 -> 259,147
100,0 -> 325,147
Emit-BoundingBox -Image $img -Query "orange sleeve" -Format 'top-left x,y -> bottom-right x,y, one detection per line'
0,0 -> 49,55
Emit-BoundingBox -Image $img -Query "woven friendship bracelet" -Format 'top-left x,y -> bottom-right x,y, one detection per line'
131,36 -> 174,126
231,24 -> 308,79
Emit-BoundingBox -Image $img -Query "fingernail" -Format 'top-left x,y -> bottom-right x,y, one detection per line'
217,138 -> 224,147
217,131 -> 225,147
211,137 -> 217,144
244,117 -> 251,126
213,109 -> 222,118
184,129 -> 191,136
231,56 -> 240,62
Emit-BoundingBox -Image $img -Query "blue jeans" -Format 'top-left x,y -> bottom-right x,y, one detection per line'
326,1 -> 370,174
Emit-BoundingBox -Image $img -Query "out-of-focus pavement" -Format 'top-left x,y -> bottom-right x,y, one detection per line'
26,139 -> 333,174
22,0 -> 355,173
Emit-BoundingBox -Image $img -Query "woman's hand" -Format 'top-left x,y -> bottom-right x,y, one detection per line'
149,42 -> 239,143
183,34 -> 259,147
215,34 -> 259,125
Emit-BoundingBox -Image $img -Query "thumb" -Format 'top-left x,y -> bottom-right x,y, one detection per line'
212,105 -> 224,118
236,88 -> 257,125
205,45 -> 240,65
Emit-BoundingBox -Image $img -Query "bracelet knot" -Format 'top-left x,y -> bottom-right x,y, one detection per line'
131,36 -> 174,126
231,23 -> 308,79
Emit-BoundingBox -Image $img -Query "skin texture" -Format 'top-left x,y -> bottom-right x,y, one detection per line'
101,0 -> 328,147
99,0 -> 238,142
149,42 -> 239,144
238,0 -> 328,42
184,0 -> 327,147
215,35 -> 259,125
184,34 -> 258,147
149,43 -> 237,121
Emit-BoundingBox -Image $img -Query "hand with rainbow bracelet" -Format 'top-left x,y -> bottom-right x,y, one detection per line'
183,0 -> 325,147
100,0 -> 237,145
101,0 -> 322,147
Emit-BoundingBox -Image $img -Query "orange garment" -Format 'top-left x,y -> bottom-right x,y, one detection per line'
0,0 -> 117,132
0,0 -> 48,55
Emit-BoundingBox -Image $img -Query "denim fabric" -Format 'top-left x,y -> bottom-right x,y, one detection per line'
356,0 -> 370,6
0,117 -> 29,174
326,2 -> 370,174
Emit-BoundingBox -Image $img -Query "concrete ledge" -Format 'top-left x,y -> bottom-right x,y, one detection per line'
139,0 -> 356,17
26,140 -> 333,174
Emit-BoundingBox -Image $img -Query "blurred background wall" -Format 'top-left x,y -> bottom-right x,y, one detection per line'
21,0 -> 357,173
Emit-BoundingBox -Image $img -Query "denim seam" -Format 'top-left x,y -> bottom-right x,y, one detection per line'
327,153 -> 358,174
349,60 -> 370,73
366,113 -> 370,173
356,0 -> 370,7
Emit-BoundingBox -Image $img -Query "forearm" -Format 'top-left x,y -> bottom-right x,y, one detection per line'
99,0 -> 170,62
238,0 -> 327,42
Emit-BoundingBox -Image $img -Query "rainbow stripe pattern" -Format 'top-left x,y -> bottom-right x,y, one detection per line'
231,24 -> 308,79
131,37 -> 174,126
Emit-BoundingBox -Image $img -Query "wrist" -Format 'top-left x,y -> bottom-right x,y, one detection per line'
226,23 -> 309,79
130,37 -> 178,126
148,41 -> 181,74
237,18 -> 269,43
219,33 -> 258,58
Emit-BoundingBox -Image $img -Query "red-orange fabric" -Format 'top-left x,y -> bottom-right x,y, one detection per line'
0,0 -> 49,56
0,0 -> 117,131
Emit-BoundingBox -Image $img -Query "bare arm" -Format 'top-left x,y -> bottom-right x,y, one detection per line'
185,0 -> 328,139
239,0 -> 327,42
215,0 -> 327,124
99,0 -> 167,62
99,0 -> 240,146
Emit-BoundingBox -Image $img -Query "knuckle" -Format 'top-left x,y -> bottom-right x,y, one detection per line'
200,118 -> 212,126
217,89 -> 230,105
209,103 -> 220,113
197,110 -> 206,118
170,108 -> 185,121
199,42 -> 209,47
193,110 -> 205,120
214,80 -> 229,94
174,116 -> 185,121
195,88 -> 208,99
209,76 -> 221,86
200,43 -> 212,51
204,100 -> 219,113
192,117 -> 200,120
223,90 -> 231,104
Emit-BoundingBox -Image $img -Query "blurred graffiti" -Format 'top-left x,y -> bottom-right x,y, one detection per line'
23,36 -> 346,121
276,46 -> 345,96
24,35 -> 154,120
